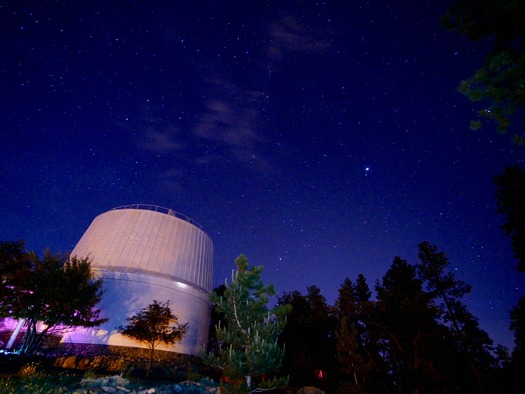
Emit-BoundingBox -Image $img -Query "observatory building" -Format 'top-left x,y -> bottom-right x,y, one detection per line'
61,205 -> 214,355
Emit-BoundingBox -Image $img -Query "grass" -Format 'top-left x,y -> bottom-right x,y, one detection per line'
0,361 -> 80,393
0,354 -> 214,394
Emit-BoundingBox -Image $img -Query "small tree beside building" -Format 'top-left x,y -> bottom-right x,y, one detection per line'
0,242 -> 107,356
118,300 -> 188,377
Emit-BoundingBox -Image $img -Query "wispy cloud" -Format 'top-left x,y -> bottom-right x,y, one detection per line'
192,89 -> 271,171
137,10 -> 332,189
140,128 -> 184,154
267,14 -> 331,59
194,99 -> 260,148
155,168 -> 185,193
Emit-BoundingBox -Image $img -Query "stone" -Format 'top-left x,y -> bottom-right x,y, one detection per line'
92,356 -> 103,368
116,386 -> 131,393
78,357 -> 91,369
62,355 -> 77,369
109,375 -> 130,387
102,387 -> 117,393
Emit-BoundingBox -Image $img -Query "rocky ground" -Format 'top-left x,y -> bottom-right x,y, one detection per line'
60,374 -> 219,394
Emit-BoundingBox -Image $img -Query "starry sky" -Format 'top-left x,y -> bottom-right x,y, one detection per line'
1,1 -> 524,349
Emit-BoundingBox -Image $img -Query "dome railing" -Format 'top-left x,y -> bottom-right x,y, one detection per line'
110,204 -> 205,230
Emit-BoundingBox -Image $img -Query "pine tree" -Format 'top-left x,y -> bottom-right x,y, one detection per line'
442,0 -> 525,142
374,257 -> 443,393
417,242 -> 495,392
334,277 -> 373,393
494,166 -> 525,271
203,255 -> 290,392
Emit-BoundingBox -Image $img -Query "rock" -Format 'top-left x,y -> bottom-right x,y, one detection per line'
78,357 -> 91,369
92,356 -> 103,369
109,375 -> 130,387
116,386 -> 131,393
62,355 -> 77,369
101,387 -> 117,393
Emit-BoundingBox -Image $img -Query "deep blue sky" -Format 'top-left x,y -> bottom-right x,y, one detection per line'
1,1 -> 523,349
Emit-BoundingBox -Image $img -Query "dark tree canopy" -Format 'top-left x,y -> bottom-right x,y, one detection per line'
0,240 -> 30,278
333,276 -> 374,393
278,285 -> 336,391
0,244 -> 107,355
494,166 -> 525,271
510,297 -> 525,362
280,250 -> 497,393
443,0 -> 525,143
374,257 -> 444,393
118,300 -> 187,377
417,242 -> 495,392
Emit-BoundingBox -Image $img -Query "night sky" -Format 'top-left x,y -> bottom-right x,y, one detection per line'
1,1 -> 523,349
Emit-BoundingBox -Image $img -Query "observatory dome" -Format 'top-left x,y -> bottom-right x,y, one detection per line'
61,205 -> 214,355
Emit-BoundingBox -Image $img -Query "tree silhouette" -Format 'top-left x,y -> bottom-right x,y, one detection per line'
374,257 -> 444,393
118,300 -> 187,377
0,244 -> 107,356
442,0 -> 525,143
494,166 -> 525,271
334,277 -> 373,393
417,242 -> 495,392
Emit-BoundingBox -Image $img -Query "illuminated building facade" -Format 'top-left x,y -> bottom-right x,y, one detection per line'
61,205 -> 214,355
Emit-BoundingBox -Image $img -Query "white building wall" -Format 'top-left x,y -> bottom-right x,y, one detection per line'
61,205 -> 213,355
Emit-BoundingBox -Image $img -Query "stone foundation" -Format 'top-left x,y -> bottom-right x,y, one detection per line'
49,343 -> 201,377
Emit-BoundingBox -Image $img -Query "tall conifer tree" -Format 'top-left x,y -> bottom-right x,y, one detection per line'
203,255 -> 289,392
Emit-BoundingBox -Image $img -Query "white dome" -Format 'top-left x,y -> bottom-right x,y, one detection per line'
72,205 -> 213,292
62,205 -> 214,355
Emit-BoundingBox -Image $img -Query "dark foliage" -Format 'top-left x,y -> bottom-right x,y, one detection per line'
118,300 -> 188,377
442,0 -> 525,142
275,245 -> 501,393
494,166 -> 525,271
0,243 -> 107,356
277,286 -> 336,391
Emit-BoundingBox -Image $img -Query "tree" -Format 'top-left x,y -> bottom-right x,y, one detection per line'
334,277 -> 373,393
0,247 -> 107,355
417,242 -> 495,392
0,241 -> 31,306
494,166 -> 525,271
510,297 -> 525,365
305,285 -> 336,386
277,290 -> 315,386
278,286 -> 336,391
207,284 -> 227,357
203,255 -> 290,392
442,0 -> 525,143
0,240 -> 30,278
374,257 -> 444,393
118,300 -> 187,377
335,316 -> 368,394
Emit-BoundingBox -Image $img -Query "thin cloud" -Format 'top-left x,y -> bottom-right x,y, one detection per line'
268,14 -> 331,58
194,99 -> 260,148
192,82 -> 273,172
140,128 -> 184,154
155,168 -> 185,193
